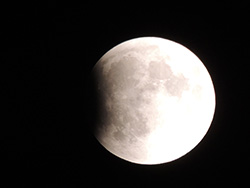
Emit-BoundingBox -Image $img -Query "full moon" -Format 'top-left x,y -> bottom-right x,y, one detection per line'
91,37 -> 215,165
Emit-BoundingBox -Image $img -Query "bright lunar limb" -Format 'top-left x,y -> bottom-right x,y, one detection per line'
91,37 -> 216,165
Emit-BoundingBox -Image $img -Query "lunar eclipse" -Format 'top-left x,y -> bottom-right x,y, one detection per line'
91,37 -> 216,165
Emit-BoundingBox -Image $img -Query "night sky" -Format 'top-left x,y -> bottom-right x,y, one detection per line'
2,3 -> 248,187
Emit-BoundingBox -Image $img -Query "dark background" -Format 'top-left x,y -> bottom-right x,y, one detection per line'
1,2 -> 249,187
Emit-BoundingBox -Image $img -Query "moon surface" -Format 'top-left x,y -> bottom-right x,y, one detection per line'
91,37 -> 215,165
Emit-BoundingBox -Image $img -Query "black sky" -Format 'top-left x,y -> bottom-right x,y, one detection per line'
1,3 -> 249,187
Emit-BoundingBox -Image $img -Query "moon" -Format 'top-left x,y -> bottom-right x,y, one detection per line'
91,37 -> 215,165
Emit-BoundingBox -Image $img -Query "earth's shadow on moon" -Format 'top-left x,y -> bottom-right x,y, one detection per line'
86,71 -> 102,136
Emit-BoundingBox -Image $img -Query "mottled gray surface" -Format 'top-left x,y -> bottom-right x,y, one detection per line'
92,37 -> 215,164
